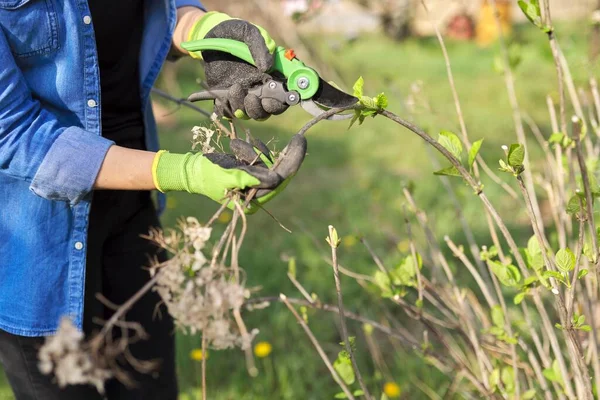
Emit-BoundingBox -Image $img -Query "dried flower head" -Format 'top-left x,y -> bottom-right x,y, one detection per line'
191,125 -> 216,154
38,318 -> 112,394
148,217 -> 255,350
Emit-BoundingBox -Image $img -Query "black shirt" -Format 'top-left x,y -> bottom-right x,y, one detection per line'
88,0 -> 146,150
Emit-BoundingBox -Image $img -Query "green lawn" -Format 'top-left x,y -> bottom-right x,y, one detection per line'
0,21 -> 596,399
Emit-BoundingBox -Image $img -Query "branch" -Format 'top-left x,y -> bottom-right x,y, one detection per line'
150,88 -> 211,118
328,226 -> 372,400
279,294 -> 356,400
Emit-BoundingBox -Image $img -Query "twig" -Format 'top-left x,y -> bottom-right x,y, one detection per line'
287,272 -> 315,304
247,296 -> 419,346
280,294 -> 356,400
328,226 -> 372,400
567,217 -> 586,322
403,209 -> 424,306
297,105 -> 360,137
150,88 -> 211,118
94,271 -> 162,342
445,238 -> 496,308
489,0 -> 546,269
573,116 -> 599,264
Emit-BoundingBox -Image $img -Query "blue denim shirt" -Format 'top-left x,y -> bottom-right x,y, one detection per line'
0,0 -> 204,336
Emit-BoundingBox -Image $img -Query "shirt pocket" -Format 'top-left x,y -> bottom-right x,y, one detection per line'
0,0 -> 59,58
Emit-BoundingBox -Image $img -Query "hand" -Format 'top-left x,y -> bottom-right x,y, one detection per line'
152,134 -> 307,214
187,12 -> 288,120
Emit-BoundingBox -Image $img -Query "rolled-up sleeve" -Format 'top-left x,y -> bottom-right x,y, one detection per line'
0,29 -> 113,205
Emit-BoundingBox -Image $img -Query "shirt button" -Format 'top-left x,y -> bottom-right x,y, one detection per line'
74,242 -> 84,251
87,99 -> 97,108
83,15 -> 92,25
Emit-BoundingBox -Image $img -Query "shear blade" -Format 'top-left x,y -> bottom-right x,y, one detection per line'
312,78 -> 358,108
300,100 -> 353,120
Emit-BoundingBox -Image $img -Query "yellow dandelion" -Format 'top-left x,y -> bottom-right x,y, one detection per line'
190,349 -> 208,361
383,381 -> 402,398
254,341 -> 272,358
342,235 -> 358,248
218,210 -> 232,224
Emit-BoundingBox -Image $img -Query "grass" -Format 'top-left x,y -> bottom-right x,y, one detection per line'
0,21 -> 596,399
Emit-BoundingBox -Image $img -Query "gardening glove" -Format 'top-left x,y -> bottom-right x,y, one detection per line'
152,134 -> 307,214
186,12 -> 289,120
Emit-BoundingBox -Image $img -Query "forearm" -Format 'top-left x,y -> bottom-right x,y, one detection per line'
94,146 -> 156,190
171,6 -> 207,56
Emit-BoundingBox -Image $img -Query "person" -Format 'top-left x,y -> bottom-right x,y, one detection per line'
0,1 -> 295,399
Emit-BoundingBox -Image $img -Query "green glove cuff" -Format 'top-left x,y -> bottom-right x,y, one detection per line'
153,150 -> 263,209
187,12 -> 276,60
153,151 -> 191,193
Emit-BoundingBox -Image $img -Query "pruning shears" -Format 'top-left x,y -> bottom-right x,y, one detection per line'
180,38 -> 358,120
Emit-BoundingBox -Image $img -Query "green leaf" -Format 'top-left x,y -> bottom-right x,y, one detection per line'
374,93 -> 388,110
549,132 -> 565,145
334,392 -> 348,399
489,260 -> 521,287
518,0 -> 543,28
507,143 -> 525,168
589,173 -> 600,196
527,236 -> 541,257
542,270 -> 562,279
353,390 -> 365,396
326,226 -> 341,248
300,306 -> 309,323
566,194 -> 585,215
578,269 -> 589,279
526,236 -> 544,271
373,271 -> 393,298
555,323 -> 564,329
498,158 -> 510,172
491,305 -> 505,328
391,254 -> 422,287
438,130 -> 463,159
488,326 -> 505,336
348,110 -> 361,129
524,276 -> 539,286
352,76 -> 364,98
434,166 -> 461,177
523,389 -> 537,399
514,291 -> 527,305
333,356 -> 355,385
468,139 -> 484,168
580,325 -> 592,332
501,367 -> 515,394
288,257 -> 296,279
359,96 -> 376,110
489,368 -> 500,390
576,314 -> 586,325
555,248 -> 575,272
480,245 -> 498,261
543,360 -> 565,388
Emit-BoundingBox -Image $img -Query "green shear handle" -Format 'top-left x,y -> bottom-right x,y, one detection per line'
181,38 -> 321,100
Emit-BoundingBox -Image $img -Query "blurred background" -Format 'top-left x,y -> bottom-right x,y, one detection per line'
2,0 -> 600,399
